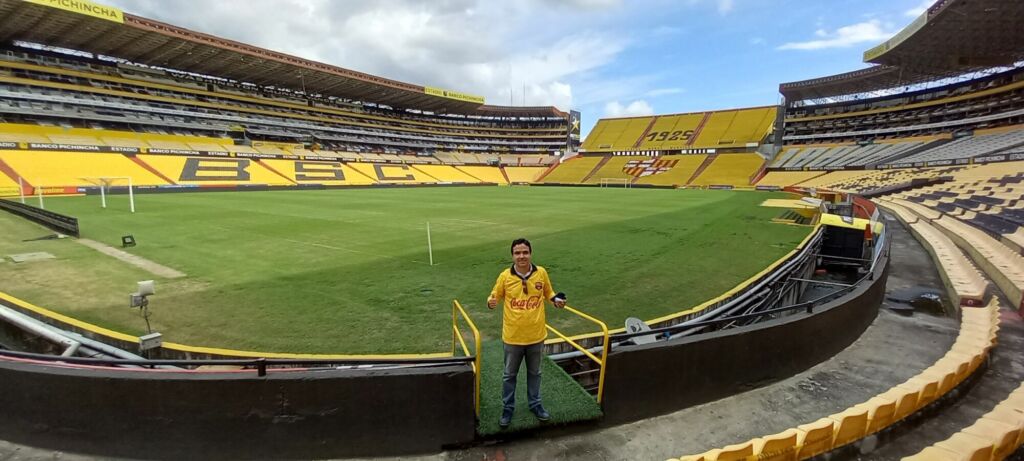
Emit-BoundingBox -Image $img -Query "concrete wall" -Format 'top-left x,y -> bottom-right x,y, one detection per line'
601,254 -> 889,424
0,360 -> 476,459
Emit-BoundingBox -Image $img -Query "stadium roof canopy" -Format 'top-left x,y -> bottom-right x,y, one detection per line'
0,0 -> 565,118
779,0 -> 1024,102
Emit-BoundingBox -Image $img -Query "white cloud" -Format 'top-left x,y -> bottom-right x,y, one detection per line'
102,0 -> 630,111
904,0 -> 932,17
604,100 -> 654,117
749,37 -> 766,46
777,19 -> 895,51
651,25 -> 684,36
645,87 -> 684,97
717,0 -> 734,15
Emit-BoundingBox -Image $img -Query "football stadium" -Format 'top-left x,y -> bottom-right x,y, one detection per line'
0,0 -> 1023,459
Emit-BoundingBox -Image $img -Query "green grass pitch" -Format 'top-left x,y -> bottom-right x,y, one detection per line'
0,186 -> 809,354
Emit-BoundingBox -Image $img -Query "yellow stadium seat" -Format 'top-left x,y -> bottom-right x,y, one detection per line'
583,117 -> 654,151
689,153 -> 765,187
964,418 -> 1020,459
634,113 -> 704,151
751,428 -> 799,461
410,164 -> 481,183
899,377 -> 940,408
901,446 -> 964,460
541,156 -> 603,183
0,150 -> 170,187
692,107 -> 776,149
583,156 -> 647,184
136,154 -> 293,185
756,171 -> 825,187
795,418 -> 834,459
879,387 -> 920,422
347,162 -> 435,183
918,366 -> 958,396
703,440 -> 753,461
984,407 -> 1024,430
854,396 -> 897,435
257,159 -> 375,185
933,432 -> 994,461
829,407 -> 868,448
634,155 -> 707,186
504,166 -> 548,183
456,166 -> 508,184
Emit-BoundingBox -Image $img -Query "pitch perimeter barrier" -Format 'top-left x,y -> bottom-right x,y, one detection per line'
600,229 -> 889,424
544,224 -> 823,355
0,198 -> 79,237
0,350 -> 477,458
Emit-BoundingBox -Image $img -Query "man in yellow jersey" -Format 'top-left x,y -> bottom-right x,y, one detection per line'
487,238 -> 566,428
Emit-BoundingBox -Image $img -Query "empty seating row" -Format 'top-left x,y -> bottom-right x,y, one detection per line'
877,199 -> 989,306
894,127 -> 1024,165
904,378 -> 1024,460
669,300 -> 1000,461
876,190 -> 1024,313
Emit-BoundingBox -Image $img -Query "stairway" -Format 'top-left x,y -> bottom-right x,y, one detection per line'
685,154 -> 717,185
579,155 -> 613,184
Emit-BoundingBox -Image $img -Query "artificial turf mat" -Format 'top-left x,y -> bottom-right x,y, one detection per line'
476,340 -> 602,436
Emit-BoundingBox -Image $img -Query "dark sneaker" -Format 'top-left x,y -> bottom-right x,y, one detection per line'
499,409 -> 513,429
531,406 -> 551,422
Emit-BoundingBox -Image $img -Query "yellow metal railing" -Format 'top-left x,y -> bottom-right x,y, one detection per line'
545,305 -> 610,404
452,300 -> 482,416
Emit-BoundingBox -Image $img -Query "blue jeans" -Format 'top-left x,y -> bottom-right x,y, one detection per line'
502,341 -> 543,413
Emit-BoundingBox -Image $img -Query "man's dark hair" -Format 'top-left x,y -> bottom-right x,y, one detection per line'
510,238 -> 532,253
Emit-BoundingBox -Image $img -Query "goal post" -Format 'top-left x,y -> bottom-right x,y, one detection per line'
80,177 -> 135,213
599,178 -> 631,188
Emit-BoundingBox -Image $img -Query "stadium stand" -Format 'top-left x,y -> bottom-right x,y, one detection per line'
904,380 -> 1024,460
503,166 -> 548,183
756,171 -> 825,187
0,150 -> 169,187
582,156 -> 648,184
772,139 -> 945,169
409,164 -> 480,182
258,159 -> 377,185
582,106 -> 776,153
540,156 -> 604,184
136,155 -> 294,186
668,273 -> 1001,461
692,106 -> 776,149
688,153 -> 765,187
891,125 -> 1024,165
633,155 -> 708,186
0,51 -> 571,161
347,163 -> 438,184
455,166 -> 508,184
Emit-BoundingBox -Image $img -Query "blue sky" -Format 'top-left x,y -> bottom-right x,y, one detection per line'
107,0 -> 934,137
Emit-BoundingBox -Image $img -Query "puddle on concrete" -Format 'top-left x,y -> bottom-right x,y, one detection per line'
885,286 -> 949,317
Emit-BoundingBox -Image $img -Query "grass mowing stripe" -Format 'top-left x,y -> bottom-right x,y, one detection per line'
1,187 -> 809,354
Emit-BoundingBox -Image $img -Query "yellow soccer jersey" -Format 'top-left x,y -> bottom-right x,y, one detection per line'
490,264 -> 557,345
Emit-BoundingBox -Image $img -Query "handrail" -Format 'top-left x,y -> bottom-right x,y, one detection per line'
546,305 -> 610,404
452,300 -> 482,416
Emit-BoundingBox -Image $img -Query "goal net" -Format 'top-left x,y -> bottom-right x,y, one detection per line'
80,177 -> 136,213
599,178 -> 631,188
